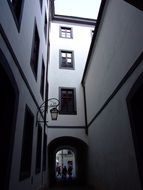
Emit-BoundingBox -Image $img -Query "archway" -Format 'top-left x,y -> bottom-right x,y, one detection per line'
48,136 -> 88,187
0,50 -> 19,190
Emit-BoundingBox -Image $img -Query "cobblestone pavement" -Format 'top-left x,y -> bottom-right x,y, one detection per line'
46,178 -> 95,190
49,185 -> 95,190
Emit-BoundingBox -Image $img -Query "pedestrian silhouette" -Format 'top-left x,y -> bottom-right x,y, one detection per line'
68,164 -> 73,178
62,166 -> 67,179
56,165 -> 61,177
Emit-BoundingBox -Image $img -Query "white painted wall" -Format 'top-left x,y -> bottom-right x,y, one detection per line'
47,128 -> 88,144
0,0 -> 49,104
47,20 -> 94,143
83,1 -> 143,189
0,0 -> 50,189
48,21 -> 94,126
84,0 -> 143,123
88,63 -> 143,190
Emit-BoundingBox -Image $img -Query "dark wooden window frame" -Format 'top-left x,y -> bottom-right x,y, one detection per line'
44,11 -> 48,41
59,50 -> 75,70
30,21 -> 40,80
39,0 -> 43,11
19,105 -> 34,181
7,0 -> 25,32
59,87 -> 77,115
35,124 -> 42,174
0,49 -> 19,189
40,58 -> 45,99
59,26 -> 73,39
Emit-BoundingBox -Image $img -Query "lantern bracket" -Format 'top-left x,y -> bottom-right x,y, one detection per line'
36,98 -> 59,125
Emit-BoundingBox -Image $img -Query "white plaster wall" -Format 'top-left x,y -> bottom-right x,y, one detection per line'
47,128 -> 88,145
0,34 -> 43,190
47,21 -> 94,146
0,0 -> 50,189
88,62 -> 143,190
0,0 -> 49,106
48,21 -> 94,127
83,0 -> 143,189
84,0 -> 143,123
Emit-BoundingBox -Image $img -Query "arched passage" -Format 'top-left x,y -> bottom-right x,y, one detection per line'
0,50 -> 19,190
48,136 -> 88,187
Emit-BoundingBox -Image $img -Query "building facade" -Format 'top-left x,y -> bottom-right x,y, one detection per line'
0,0 -> 51,190
47,14 -> 95,186
82,0 -> 143,189
47,15 -> 95,143
0,0 -> 143,190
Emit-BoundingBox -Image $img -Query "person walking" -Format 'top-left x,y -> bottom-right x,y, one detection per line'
62,166 -> 67,179
68,164 -> 73,179
57,165 -> 61,177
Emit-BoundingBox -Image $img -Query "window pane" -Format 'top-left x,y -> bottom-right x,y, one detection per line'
62,57 -> 66,63
68,91 -> 73,94
61,52 -> 66,57
66,33 -> 71,38
30,24 -> 40,79
19,106 -> 34,180
60,89 -> 76,114
61,33 -> 66,37
67,59 -> 71,63
67,53 -> 71,58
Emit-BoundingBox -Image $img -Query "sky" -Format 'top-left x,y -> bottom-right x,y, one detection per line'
54,0 -> 102,19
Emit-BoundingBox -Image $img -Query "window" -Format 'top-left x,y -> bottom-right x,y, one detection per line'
60,27 -> 73,38
35,125 -> 42,174
19,106 -> 34,180
59,88 -> 77,115
124,0 -> 143,11
8,0 -> 24,30
0,56 -> 19,189
40,59 -> 45,99
39,0 -> 43,11
30,23 -> 40,80
60,50 -> 74,69
44,12 -> 48,40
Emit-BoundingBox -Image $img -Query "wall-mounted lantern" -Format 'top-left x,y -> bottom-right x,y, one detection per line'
36,98 -> 59,125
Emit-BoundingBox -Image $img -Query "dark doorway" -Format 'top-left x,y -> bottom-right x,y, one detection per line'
48,136 -> 88,187
127,73 -> 143,189
0,52 -> 19,190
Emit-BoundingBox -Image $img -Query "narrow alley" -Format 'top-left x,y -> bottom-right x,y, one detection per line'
0,1 -> 143,190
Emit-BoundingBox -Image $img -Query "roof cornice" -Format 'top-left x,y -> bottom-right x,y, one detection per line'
81,0 -> 107,85
53,14 -> 96,25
